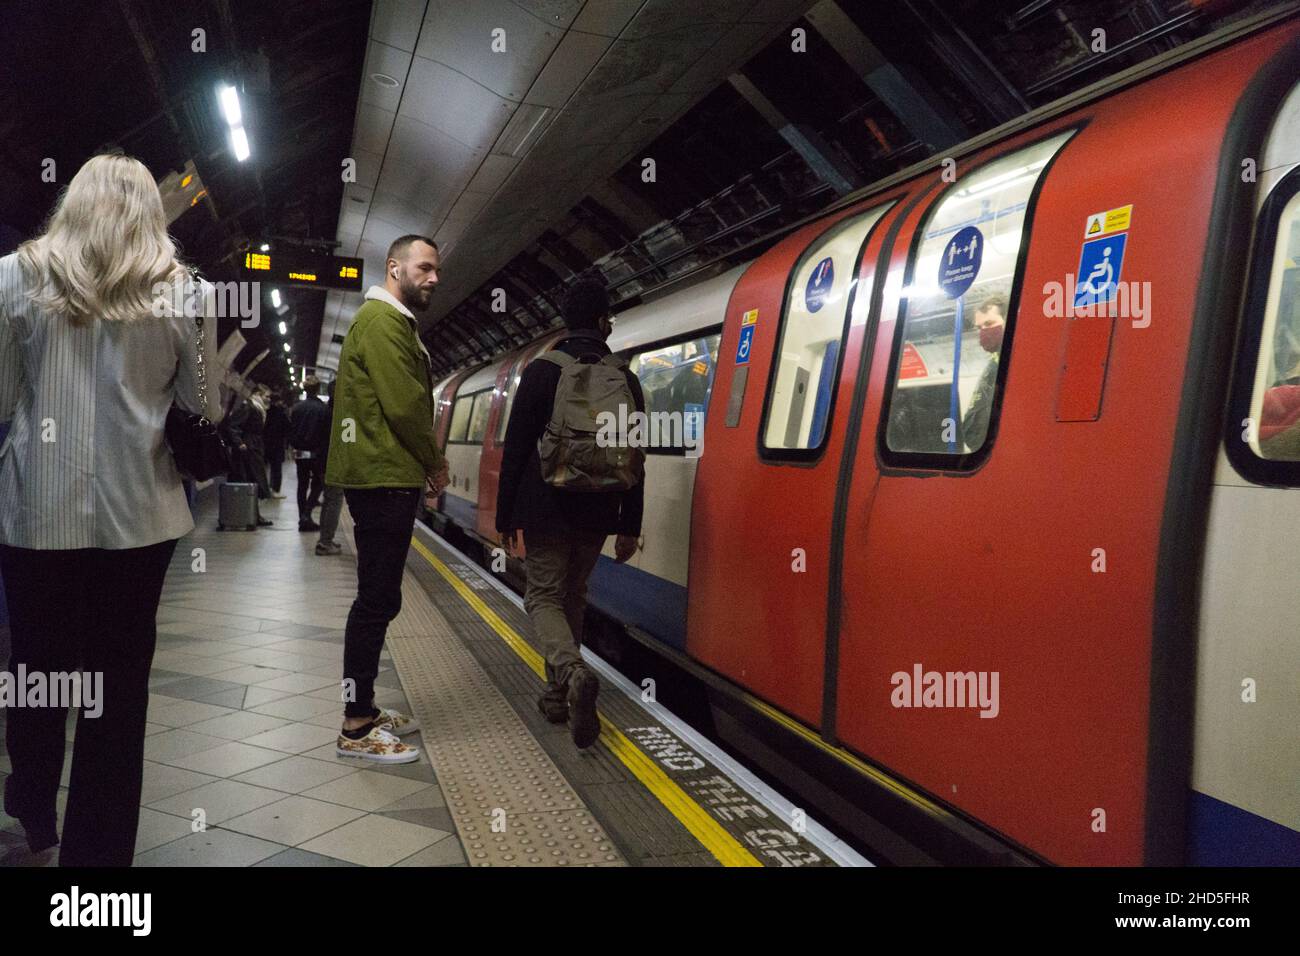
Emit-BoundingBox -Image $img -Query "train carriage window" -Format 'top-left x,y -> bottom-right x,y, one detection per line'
448,393 -> 474,443
467,389 -> 493,443
882,131 -> 1074,464
627,333 -> 722,454
1231,168 -> 1300,478
761,201 -> 894,457
495,359 -> 523,443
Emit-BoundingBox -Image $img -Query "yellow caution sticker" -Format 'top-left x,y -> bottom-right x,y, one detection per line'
1085,204 -> 1132,238
741,308 -> 758,326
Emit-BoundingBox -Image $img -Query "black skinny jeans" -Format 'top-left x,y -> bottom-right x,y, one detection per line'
342,487 -> 420,718
0,538 -> 177,866
296,457 -> 326,522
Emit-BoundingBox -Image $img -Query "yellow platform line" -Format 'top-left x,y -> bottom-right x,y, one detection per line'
409,536 -> 762,868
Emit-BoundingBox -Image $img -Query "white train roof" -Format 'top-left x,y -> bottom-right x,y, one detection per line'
606,262 -> 749,355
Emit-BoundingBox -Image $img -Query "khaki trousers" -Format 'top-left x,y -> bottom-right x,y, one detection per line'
523,531 -> 607,688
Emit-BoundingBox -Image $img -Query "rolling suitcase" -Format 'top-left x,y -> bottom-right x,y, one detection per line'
218,481 -> 258,531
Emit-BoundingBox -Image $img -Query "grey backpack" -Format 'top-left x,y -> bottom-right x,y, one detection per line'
536,351 -> 645,492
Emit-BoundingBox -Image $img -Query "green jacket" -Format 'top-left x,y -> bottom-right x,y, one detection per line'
325,297 -> 445,488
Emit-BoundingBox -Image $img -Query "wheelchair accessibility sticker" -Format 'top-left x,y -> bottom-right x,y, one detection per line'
736,324 -> 755,365
1073,232 -> 1127,309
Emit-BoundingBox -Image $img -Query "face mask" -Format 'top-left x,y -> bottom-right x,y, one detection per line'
978,323 -> 1004,354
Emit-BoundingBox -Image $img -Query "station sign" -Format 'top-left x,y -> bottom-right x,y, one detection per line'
241,250 -> 364,292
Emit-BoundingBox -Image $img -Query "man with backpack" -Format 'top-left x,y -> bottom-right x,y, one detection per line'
496,279 -> 646,750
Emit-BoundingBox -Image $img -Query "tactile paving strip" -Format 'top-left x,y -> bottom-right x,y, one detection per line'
344,516 -> 625,867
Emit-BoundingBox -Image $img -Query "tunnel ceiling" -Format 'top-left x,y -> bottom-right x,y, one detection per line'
320,0 -> 1276,379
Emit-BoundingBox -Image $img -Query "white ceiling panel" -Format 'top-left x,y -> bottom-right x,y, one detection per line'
368,194 -> 437,235
370,0 -> 427,53
359,41 -> 414,112
322,0 -> 816,347
354,107 -> 397,155
416,0 -> 564,102
353,148 -> 385,189
513,0 -> 587,29
467,153 -> 520,193
524,30 -> 613,108
338,207 -> 368,238
445,189 -> 493,223
571,0 -> 645,37
400,56 -> 518,151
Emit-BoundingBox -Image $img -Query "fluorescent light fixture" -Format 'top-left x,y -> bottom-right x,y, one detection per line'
283,342 -> 291,353
231,126 -> 250,162
219,85 -> 242,126
954,160 -> 1048,199
278,320 -> 287,335
270,289 -> 281,308
260,243 -> 270,252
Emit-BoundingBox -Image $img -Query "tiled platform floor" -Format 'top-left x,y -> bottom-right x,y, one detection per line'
0,472 -> 465,867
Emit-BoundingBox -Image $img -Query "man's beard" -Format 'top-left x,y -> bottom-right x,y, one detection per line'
399,274 -> 433,311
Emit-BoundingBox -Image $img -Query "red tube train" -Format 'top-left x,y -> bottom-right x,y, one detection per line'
426,10 -> 1300,866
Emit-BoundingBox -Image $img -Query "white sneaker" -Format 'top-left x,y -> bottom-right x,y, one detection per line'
335,725 -> 420,763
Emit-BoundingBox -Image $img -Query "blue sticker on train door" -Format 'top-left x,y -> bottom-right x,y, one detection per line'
938,226 -> 983,299
1073,233 -> 1127,308
735,324 -> 755,365
805,257 -> 834,312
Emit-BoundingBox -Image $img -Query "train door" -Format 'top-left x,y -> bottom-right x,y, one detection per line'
475,353 -> 523,541
1196,60 -> 1300,864
688,192 -> 914,727
830,20 -> 1281,865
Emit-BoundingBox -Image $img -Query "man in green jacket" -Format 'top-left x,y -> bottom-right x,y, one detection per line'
327,234 -> 448,763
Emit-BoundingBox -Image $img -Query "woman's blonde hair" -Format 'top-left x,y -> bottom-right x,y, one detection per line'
17,151 -> 187,324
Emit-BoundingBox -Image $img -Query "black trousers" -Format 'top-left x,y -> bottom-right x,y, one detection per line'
342,488 -> 419,718
0,538 -> 178,866
266,443 -> 285,493
296,458 -> 326,522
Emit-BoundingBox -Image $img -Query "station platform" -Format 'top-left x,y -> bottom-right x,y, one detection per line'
0,472 -> 864,868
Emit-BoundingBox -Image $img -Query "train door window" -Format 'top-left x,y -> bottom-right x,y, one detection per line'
1228,167 -> 1300,481
448,393 -> 474,443
467,389 -> 493,443
495,359 -> 523,443
881,130 -> 1074,465
627,333 -> 722,453
761,201 -> 894,458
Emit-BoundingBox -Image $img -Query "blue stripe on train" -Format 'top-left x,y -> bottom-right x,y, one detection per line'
587,555 -> 687,650
1187,790 -> 1300,865
440,493 -> 478,529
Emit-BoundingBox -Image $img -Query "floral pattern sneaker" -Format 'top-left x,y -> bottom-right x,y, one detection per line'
371,707 -> 419,736
335,725 -> 420,763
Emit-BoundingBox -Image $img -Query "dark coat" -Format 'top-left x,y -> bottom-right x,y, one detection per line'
289,396 -> 333,457
264,404 -> 291,454
496,331 -> 645,538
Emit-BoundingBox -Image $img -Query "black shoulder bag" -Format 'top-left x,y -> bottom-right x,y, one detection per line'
165,277 -> 230,480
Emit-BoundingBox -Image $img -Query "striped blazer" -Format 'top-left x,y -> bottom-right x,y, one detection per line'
0,253 -> 222,550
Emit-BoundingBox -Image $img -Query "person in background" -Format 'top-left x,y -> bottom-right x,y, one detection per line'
0,151 -> 222,865
289,376 -> 331,532
325,234 -> 448,762
496,279 -> 645,750
263,391 -> 291,499
224,389 -> 273,527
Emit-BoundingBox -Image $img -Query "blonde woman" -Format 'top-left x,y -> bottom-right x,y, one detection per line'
0,151 -> 220,865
